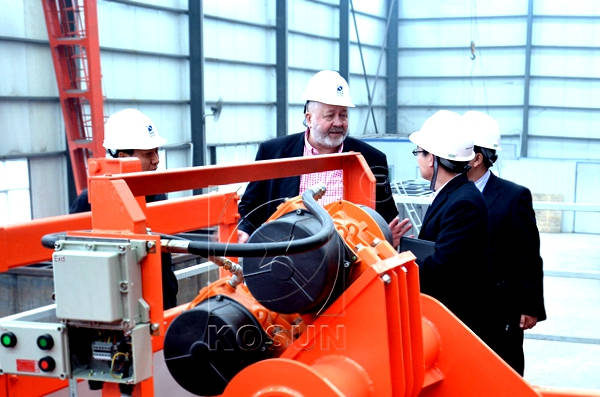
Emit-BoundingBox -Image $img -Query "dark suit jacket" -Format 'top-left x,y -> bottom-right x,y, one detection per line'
483,172 -> 546,323
238,132 -> 398,234
418,173 -> 493,339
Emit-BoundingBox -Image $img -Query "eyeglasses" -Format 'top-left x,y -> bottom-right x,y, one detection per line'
412,149 -> 427,156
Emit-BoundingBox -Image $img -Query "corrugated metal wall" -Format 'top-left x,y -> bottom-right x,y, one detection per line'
397,0 -> 600,161
0,0 -> 598,222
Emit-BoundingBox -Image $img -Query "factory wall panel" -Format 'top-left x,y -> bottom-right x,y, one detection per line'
396,107 -> 524,138
0,42 -> 57,97
204,62 -> 274,103
100,53 -> 188,100
399,18 -> 526,47
533,18 -> 600,47
287,105 -> 306,134
289,0 -> 338,38
534,1 -> 600,16
99,2 -> 188,54
204,0 -> 274,25
398,48 -> 525,77
399,1 -> 527,19
528,107 -> 600,146
349,13 -> 387,46
0,102 -> 64,155
531,47 -> 600,78
349,45 -> 387,79
206,105 -> 276,145
398,78 -> 523,107
574,162 -> 600,233
29,156 -> 67,217
123,0 -> 187,9
288,33 -> 339,71
527,137 -> 600,161
0,0 -> 47,39
530,78 -> 600,110
204,19 -> 275,64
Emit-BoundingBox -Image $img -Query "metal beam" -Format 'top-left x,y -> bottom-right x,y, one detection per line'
339,0 -> 349,80
386,0 -> 398,134
276,0 -> 288,137
189,0 -> 206,176
521,0 -> 534,158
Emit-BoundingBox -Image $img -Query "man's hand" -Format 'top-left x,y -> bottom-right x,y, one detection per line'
389,217 -> 412,248
520,314 -> 538,330
237,230 -> 250,244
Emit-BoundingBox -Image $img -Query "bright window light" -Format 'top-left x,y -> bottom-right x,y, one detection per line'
0,160 -> 31,225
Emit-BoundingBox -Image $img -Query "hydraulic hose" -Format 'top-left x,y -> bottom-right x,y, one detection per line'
41,232 -> 66,249
40,185 -> 336,258
184,184 -> 335,257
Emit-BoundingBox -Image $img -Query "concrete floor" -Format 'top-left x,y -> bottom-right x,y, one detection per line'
45,233 -> 600,395
523,233 -> 600,391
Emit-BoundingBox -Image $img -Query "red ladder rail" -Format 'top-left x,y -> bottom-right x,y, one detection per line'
42,0 -> 104,194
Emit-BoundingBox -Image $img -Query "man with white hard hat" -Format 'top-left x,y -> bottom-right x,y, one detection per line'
69,108 -> 178,309
464,110 -> 546,375
409,110 -> 494,343
238,70 -> 411,246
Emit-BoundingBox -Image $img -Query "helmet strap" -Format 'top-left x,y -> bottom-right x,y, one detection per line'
430,156 -> 439,191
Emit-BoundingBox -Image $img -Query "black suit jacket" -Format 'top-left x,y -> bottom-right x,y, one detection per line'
483,172 -> 546,322
418,173 -> 493,339
238,132 -> 398,234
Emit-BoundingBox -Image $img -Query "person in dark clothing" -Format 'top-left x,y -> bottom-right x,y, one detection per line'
464,110 -> 546,375
69,108 -> 178,309
238,70 -> 411,246
410,110 -> 495,344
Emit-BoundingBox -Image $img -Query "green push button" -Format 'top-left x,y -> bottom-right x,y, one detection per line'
37,334 -> 54,350
1,332 -> 17,348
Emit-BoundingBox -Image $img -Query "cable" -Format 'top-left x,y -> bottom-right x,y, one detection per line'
184,185 -> 335,257
41,186 -> 336,258
110,352 -> 129,379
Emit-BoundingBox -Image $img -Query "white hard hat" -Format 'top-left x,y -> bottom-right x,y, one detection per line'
102,108 -> 167,151
462,110 -> 502,151
409,110 -> 475,161
302,70 -> 355,108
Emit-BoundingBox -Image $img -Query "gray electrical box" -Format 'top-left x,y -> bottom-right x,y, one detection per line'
0,238 -> 155,385
52,239 -> 147,325
53,249 -> 123,322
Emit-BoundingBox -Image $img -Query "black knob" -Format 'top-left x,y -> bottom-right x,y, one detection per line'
37,334 -> 54,350
38,356 -> 56,372
1,332 -> 17,348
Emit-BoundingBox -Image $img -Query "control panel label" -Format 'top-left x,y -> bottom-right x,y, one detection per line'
16,359 -> 39,373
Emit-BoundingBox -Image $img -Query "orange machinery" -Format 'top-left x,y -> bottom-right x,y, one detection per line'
0,153 -> 597,397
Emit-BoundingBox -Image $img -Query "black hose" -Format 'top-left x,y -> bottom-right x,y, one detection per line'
40,187 -> 336,258
41,232 -> 66,249
186,186 -> 335,257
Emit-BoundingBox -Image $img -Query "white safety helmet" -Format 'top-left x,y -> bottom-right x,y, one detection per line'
462,110 -> 502,151
409,110 -> 475,161
302,70 -> 355,108
102,108 -> 167,151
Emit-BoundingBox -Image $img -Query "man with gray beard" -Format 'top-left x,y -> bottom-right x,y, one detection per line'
238,70 -> 410,246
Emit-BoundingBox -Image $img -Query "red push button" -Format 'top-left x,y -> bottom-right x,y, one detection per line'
38,356 -> 56,372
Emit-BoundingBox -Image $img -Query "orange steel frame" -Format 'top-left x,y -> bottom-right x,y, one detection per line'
0,153 -> 375,397
0,153 -> 597,397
